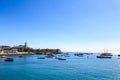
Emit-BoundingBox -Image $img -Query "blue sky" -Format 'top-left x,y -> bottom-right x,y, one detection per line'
0,0 -> 120,52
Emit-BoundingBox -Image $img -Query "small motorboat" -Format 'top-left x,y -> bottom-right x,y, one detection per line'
57,58 -> 66,60
118,54 -> 120,56
101,53 -> 113,56
35,53 -> 43,55
74,53 -> 84,56
96,56 -> 112,59
1,56 -> 7,58
96,52 -> 112,59
45,54 -> 54,58
64,55 -> 70,57
37,57 -> 45,59
77,55 -> 83,57
19,55 -> 23,58
4,58 -> 14,62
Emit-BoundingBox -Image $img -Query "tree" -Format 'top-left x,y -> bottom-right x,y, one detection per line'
24,47 -> 34,52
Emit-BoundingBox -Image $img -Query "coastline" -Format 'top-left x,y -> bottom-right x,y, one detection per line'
0,52 -> 34,56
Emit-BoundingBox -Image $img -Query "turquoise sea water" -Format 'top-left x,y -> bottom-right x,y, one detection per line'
0,53 -> 120,80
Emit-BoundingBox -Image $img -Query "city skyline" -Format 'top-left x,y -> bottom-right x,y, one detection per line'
0,0 -> 120,53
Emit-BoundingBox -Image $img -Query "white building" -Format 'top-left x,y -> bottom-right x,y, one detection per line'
3,49 -> 18,53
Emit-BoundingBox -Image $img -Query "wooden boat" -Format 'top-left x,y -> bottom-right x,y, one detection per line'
4,58 -> 14,62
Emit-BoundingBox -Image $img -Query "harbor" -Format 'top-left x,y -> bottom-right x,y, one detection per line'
1,52 -> 120,62
0,0 -> 120,79
0,52 -> 120,80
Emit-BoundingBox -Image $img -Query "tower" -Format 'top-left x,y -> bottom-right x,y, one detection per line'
24,42 -> 27,48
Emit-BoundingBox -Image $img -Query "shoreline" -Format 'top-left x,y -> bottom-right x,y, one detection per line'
0,52 -> 34,56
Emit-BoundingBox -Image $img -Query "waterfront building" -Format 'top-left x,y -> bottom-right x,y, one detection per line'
0,42 -> 28,53
0,46 -> 11,51
12,42 -> 27,52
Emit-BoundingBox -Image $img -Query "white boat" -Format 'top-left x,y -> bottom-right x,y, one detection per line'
57,58 -> 66,60
1,56 -> 7,58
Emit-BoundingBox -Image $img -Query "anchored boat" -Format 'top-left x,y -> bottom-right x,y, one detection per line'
37,57 -> 45,59
0,56 -> 7,58
57,58 -> 66,60
97,56 -> 112,58
4,58 -> 14,62
97,53 -> 113,59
